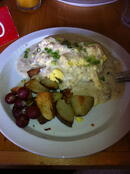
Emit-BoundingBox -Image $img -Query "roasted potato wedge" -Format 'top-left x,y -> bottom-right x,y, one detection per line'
40,77 -> 58,89
71,96 -> 94,116
56,99 -> 75,127
35,92 -> 55,120
11,86 -> 21,94
53,92 -> 63,102
25,79 -> 48,93
27,68 -> 40,78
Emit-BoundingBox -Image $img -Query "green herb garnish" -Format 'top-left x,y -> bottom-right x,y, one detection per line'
44,47 -> 60,60
45,47 -> 52,54
24,48 -> 30,58
51,51 -> 60,59
85,56 -> 100,65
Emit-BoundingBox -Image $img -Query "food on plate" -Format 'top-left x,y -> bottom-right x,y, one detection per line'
38,115 -> 49,124
17,35 -> 124,105
16,114 -> 29,128
40,77 -> 59,89
5,92 -> 16,104
26,105 -> 41,119
5,86 -> 33,128
53,92 -> 63,102
35,92 -> 55,121
70,96 -> 94,116
17,86 -> 30,100
5,34 -> 124,128
56,99 -> 75,127
11,86 -> 21,94
25,79 -> 48,93
27,68 -> 41,78
62,88 -> 73,104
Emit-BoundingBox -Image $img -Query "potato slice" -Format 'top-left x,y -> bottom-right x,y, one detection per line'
11,86 -> 21,94
25,79 -> 48,93
56,99 -> 75,127
35,92 -> 55,121
40,77 -> 58,89
71,96 -> 94,116
27,68 -> 40,78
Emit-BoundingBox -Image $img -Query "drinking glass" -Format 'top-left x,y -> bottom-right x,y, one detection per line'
16,0 -> 41,12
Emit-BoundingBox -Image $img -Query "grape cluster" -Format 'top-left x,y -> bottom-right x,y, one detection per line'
5,87 -> 41,128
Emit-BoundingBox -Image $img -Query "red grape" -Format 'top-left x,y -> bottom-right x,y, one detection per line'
14,98 -> 26,108
26,105 -> 41,119
12,106 -> 23,119
17,87 -> 30,100
16,114 -> 29,128
5,92 -> 16,104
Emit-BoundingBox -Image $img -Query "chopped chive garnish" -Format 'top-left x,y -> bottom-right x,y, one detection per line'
44,47 -> 60,60
73,42 -> 84,51
24,48 -> 30,58
85,56 -> 100,65
52,51 -> 60,59
45,47 -> 52,54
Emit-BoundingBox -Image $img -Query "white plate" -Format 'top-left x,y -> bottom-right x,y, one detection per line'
0,27 -> 130,158
57,0 -> 118,7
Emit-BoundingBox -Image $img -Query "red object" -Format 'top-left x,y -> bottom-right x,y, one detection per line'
0,6 -> 19,47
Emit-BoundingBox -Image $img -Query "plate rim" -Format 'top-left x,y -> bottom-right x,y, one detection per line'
56,0 -> 118,7
0,27 -> 130,158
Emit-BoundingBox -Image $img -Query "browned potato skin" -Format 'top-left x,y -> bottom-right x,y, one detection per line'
71,95 -> 94,116
35,92 -> 55,121
56,113 -> 73,127
27,68 -> 40,78
11,86 -> 21,94
38,115 -> 49,124
25,79 -> 48,93
62,88 -> 73,104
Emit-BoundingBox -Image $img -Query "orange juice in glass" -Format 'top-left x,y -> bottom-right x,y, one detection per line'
16,0 -> 41,11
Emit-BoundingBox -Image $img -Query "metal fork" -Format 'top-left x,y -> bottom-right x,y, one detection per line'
115,70 -> 130,82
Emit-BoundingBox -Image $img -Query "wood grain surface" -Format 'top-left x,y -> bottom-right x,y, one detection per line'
0,0 -> 130,167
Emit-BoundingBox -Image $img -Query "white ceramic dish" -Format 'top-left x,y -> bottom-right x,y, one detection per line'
57,0 -> 118,7
0,27 -> 130,158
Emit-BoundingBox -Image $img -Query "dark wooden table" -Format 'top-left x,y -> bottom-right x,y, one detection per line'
0,0 -> 130,168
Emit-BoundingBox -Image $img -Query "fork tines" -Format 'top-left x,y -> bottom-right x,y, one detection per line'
115,70 -> 130,82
